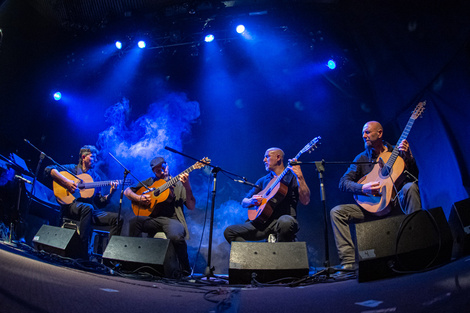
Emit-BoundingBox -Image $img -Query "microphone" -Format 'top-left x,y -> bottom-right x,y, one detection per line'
15,175 -> 32,184
234,179 -> 260,189
164,146 -> 178,154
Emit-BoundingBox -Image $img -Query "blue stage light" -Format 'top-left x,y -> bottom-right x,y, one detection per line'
327,59 -> 336,70
204,34 -> 215,43
115,41 -> 122,49
53,92 -> 62,101
137,41 -> 146,48
236,25 -> 245,34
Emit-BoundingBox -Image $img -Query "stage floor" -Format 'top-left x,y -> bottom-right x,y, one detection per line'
0,241 -> 469,313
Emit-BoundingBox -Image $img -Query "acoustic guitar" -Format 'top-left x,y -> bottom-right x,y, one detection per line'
247,137 -> 321,223
53,171 -> 131,205
354,101 -> 426,215
131,157 -> 210,216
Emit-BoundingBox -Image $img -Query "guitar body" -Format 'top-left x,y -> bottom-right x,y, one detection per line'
53,171 -> 130,205
354,152 -> 405,215
248,177 -> 289,223
131,179 -> 172,217
53,172 -> 95,205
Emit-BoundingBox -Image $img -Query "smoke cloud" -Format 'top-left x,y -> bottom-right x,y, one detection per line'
95,94 -> 248,274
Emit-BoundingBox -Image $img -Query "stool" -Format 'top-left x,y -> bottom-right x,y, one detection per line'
62,218 -> 79,234
61,217 -> 110,256
153,232 -> 167,239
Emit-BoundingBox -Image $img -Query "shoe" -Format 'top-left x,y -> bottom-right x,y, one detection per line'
331,263 -> 357,280
340,263 -> 358,271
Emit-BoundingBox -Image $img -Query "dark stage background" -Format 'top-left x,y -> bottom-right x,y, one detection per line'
1,0 -> 469,274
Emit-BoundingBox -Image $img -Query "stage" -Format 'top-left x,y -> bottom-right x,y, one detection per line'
1,241 -> 469,313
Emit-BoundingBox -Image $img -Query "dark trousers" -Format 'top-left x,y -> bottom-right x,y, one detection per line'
224,215 -> 299,243
62,201 -> 123,258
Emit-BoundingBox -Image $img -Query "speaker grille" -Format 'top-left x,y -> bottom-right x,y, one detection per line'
32,225 -> 81,258
449,198 -> 470,258
229,242 -> 309,284
102,236 -> 178,278
355,207 -> 453,282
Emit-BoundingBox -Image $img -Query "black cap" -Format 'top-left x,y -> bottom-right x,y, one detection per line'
150,157 -> 165,168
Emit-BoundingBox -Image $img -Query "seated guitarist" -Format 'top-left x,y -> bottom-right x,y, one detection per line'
124,156 -> 195,276
330,121 -> 421,272
44,145 -> 123,259
224,147 -> 310,243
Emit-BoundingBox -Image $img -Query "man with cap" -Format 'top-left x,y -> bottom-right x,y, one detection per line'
124,156 -> 195,276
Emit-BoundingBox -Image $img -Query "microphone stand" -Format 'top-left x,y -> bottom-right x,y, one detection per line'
164,146 -> 252,279
205,166 -> 219,277
24,139 -> 81,180
108,153 -> 151,229
290,159 -> 377,279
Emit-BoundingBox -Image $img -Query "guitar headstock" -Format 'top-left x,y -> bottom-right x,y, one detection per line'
194,157 -> 211,169
300,136 -> 321,154
411,101 -> 426,119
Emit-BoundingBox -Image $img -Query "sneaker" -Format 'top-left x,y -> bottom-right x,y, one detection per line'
331,263 -> 357,280
340,263 -> 358,271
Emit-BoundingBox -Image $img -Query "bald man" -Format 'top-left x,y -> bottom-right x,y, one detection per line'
224,147 -> 311,243
330,121 -> 422,272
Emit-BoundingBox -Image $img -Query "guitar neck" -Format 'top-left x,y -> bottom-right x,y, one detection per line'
158,166 -> 196,192
268,150 -> 303,193
81,180 -> 124,189
386,115 -> 417,168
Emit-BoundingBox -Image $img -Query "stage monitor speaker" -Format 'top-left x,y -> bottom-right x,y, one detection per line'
448,198 -> 470,258
102,236 -> 178,278
355,207 -> 453,282
228,241 -> 309,284
32,225 -> 81,258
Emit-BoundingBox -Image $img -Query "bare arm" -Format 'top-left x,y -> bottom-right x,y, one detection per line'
290,161 -> 311,206
179,173 -> 195,210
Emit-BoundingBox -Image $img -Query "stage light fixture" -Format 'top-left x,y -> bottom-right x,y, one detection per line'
236,25 -> 245,34
137,40 -> 146,48
53,92 -> 62,101
204,34 -> 215,43
327,59 -> 336,70
115,41 -> 122,49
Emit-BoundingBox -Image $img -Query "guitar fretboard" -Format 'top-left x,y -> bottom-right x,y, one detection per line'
79,179 -> 129,189
385,115 -> 417,171
266,136 -> 320,196
157,165 -> 196,193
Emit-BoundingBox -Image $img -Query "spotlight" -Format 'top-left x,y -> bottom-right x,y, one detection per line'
115,41 -> 122,49
236,25 -> 245,34
53,92 -> 62,101
327,59 -> 336,70
204,34 -> 215,43
137,40 -> 146,49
